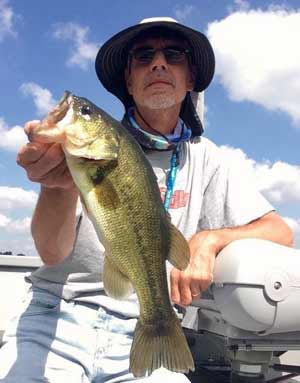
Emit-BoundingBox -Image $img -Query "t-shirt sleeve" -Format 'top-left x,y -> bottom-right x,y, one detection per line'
198,153 -> 274,230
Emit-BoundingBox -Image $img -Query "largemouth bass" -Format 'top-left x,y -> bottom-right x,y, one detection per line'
28,91 -> 195,377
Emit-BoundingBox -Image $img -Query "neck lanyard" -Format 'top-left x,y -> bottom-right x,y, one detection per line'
164,147 -> 180,211
126,107 -> 191,151
124,111 -> 182,210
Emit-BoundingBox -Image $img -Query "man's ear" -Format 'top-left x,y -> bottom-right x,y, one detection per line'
125,68 -> 133,95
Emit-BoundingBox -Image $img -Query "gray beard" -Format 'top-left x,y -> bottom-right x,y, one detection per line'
142,94 -> 177,109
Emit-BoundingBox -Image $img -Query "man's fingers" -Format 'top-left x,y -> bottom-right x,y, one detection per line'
171,267 -> 209,305
25,143 -> 65,180
171,268 -> 195,306
17,142 -> 52,165
170,268 -> 181,304
24,120 -> 41,137
190,279 -> 202,299
38,160 -> 75,189
177,272 -> 193,305
17,120 -> 76,190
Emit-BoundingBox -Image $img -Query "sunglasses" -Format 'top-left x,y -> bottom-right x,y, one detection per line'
129,46 -> 190,65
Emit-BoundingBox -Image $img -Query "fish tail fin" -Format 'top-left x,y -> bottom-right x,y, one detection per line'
129,316 -> 195,377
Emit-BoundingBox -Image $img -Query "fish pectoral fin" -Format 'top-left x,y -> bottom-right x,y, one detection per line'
103,255 -> 134,299
85,162 -> 120,211
167,223 -> 190,270
93,180 -> 120,210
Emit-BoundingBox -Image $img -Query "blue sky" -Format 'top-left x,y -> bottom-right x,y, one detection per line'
0,0 -> 300,255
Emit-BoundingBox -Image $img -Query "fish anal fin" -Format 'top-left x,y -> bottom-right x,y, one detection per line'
167,224 -> 190,270
103,255 -> 133,299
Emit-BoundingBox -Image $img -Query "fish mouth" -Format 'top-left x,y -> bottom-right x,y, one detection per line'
27,91 -> 73,144
49,91 -> 73,125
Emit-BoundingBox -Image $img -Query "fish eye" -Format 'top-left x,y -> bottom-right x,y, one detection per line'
80,105 -> 92,115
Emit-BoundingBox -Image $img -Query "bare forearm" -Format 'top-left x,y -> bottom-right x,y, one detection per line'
205,211 -> 294,255
31,186 -> 79,265
171,212 -> 293,305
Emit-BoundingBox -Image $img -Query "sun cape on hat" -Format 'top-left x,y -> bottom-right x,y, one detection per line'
95,17 -> 215,136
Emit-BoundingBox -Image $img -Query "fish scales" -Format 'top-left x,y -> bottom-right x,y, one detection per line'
29,91 -> 195,377
84,130 -> 173,321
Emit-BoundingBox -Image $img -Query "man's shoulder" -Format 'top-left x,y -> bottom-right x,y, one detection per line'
188,136 -> 223,162
190,135 -> 219,149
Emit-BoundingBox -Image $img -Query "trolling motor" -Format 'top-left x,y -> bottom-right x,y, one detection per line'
184,239 -> 300,383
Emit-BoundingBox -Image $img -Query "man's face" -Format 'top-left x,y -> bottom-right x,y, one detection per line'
125,37 -> 195,110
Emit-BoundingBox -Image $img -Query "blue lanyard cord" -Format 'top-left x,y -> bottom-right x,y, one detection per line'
164,148 -> 180,210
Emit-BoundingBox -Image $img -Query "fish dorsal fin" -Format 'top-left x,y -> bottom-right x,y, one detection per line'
103,255 -> 134,299
167,223 -> 190,270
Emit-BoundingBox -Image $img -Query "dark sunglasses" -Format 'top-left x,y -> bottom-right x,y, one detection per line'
129,47 -> 190,65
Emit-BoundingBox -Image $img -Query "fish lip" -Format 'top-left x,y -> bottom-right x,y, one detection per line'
58,90 -> 72,105
25,91 -> 73,144
48,90 -> 73,125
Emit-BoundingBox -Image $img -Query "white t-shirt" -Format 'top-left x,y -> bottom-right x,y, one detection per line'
27,137 -> 273,318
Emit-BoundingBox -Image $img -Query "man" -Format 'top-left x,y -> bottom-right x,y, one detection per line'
0,17 -> 292,383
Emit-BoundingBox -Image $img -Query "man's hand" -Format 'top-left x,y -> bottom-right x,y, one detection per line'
170,230 -> 219,306
16,120 -> 79,265
17,120 -> 75,190
170,211 -> 294,307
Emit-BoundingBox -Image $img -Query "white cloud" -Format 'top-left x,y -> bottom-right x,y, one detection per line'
6,217 -> 31,233
53,22 -> 100,70
219,145 -> 300,204
20,82 -> 57,117
219,145 -> 300,247
0,0 -> 16,41
283,216 -> 300,248
0,213 -> 10,227
0,117 -> 27,152
174,5 -> 195,22
0,213 -> 31,234
255,161 -> 300,203
207,7 -> 300,123
0,186 -> 38,210
0,185 -> 37,256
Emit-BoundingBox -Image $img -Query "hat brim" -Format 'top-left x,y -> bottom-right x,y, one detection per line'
95,21 -> 215,109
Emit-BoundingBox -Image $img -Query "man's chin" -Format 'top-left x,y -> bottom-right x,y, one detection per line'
142,95 -> 177,110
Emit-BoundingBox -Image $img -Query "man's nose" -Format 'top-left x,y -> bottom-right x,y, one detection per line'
150,51 -> 168,71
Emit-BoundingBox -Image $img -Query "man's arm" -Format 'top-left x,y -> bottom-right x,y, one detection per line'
17,121 -> 79,265
171,211 -> 293,306
31,186 -> 78,265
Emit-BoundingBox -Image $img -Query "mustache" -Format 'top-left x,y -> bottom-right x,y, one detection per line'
144,72 -> 175,88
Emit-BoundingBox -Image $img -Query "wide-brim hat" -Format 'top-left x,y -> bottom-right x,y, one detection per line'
95,17 -> 215,136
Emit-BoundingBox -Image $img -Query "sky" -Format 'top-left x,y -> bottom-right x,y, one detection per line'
0,0 -> 300,256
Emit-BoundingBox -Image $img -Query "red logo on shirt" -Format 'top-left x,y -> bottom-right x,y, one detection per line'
160,188 -> 190,209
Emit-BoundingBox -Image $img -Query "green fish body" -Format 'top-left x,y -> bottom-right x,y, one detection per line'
30,91 -> 195,377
